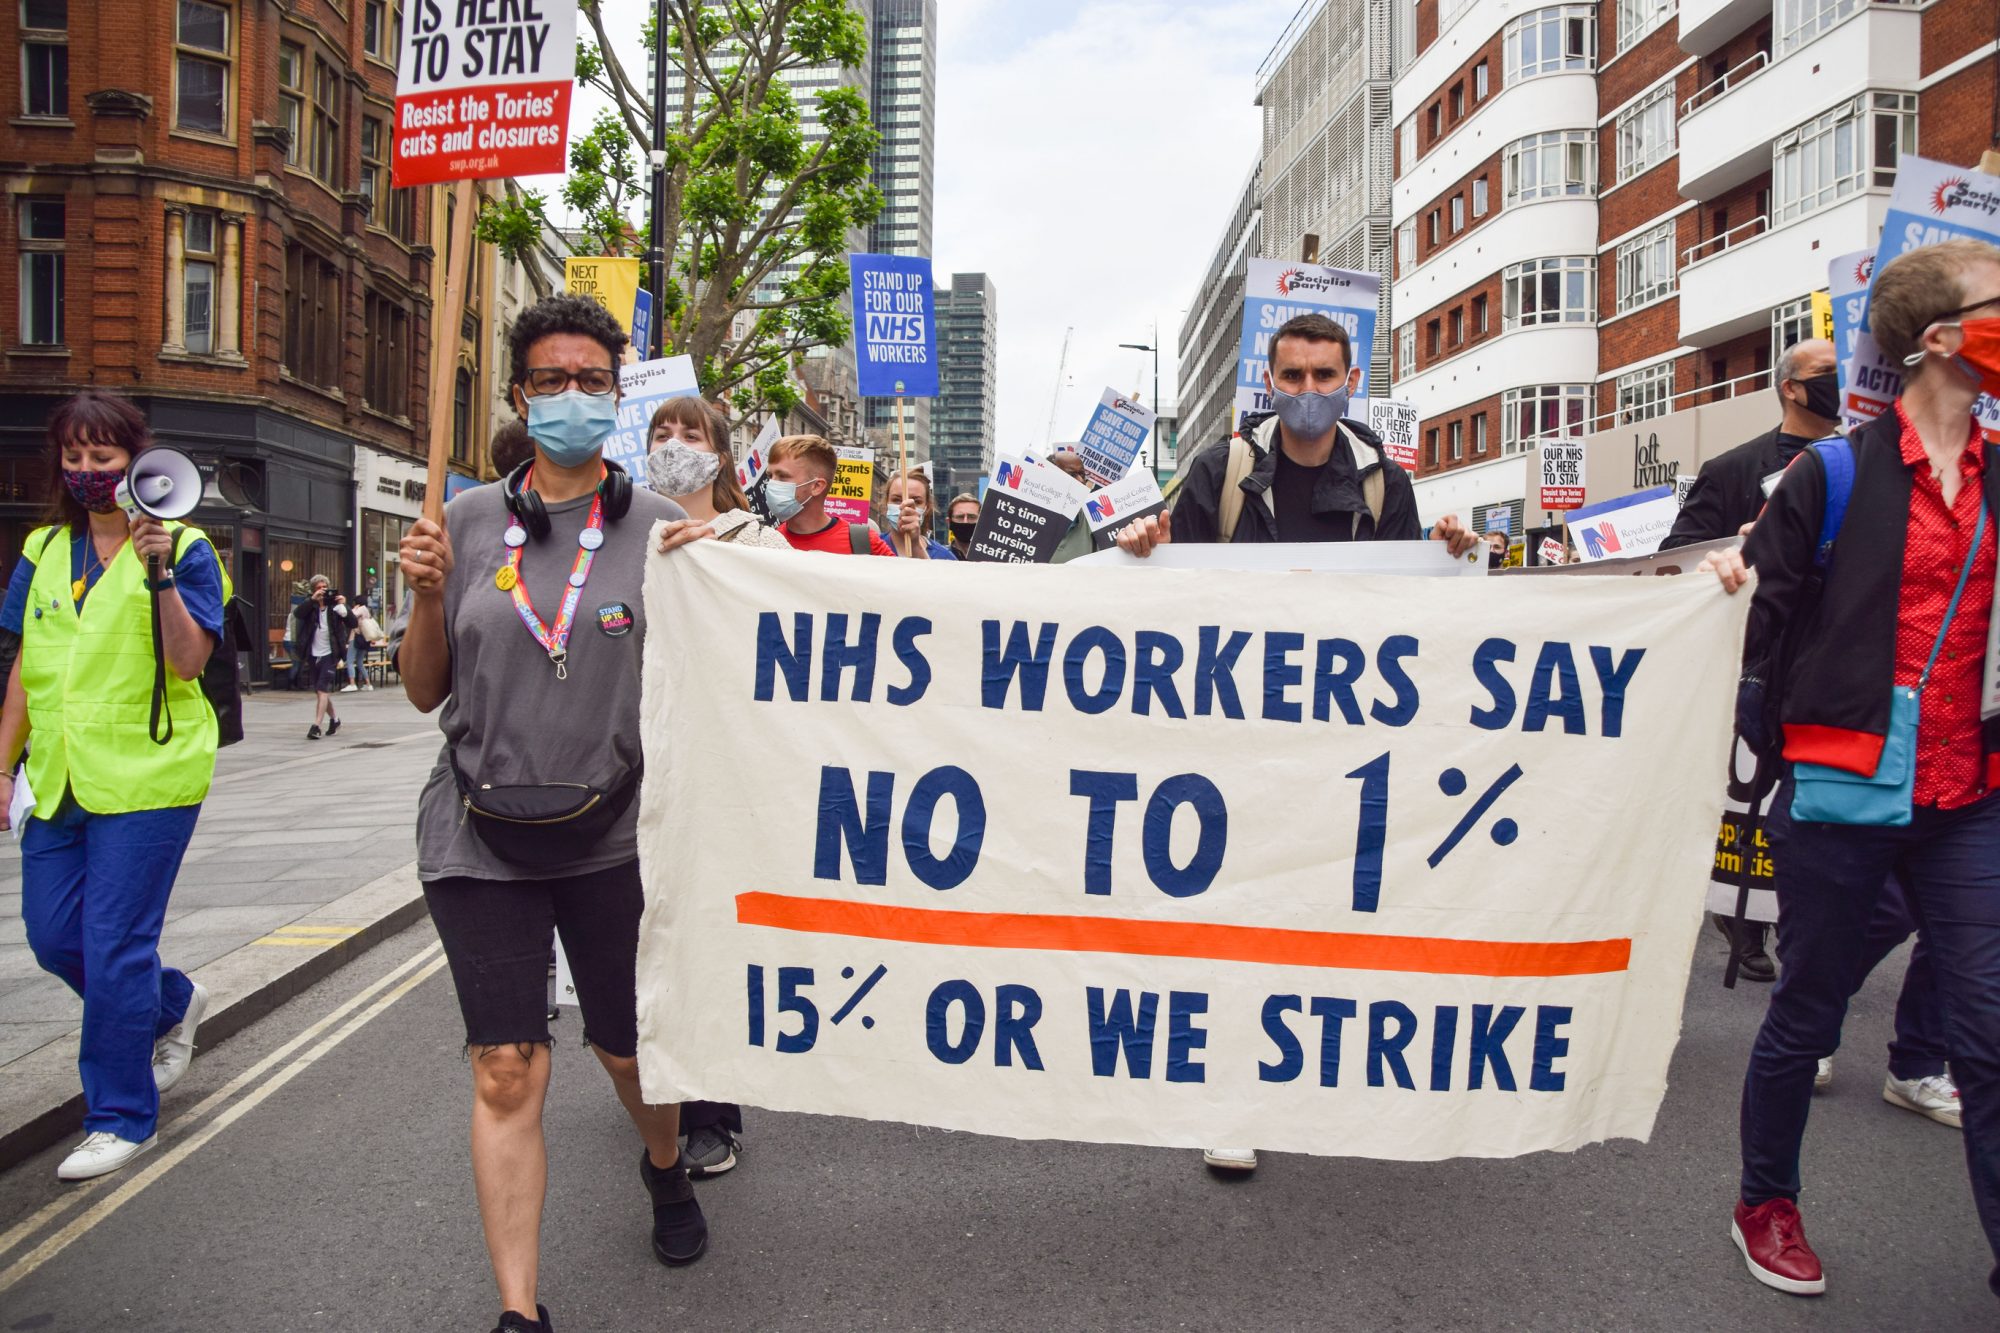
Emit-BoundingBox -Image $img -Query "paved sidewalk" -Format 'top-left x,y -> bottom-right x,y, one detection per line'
0,682 -> 439,1079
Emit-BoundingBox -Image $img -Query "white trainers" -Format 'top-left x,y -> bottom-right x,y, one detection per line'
360,680 -> 375,691
152,980 -> 209,1096
339,683 -> 358,693
57,1131 -> 156,1181
1814,1057 -> 1833,1090
1202,1147 -> 1258,1172
1884,1072 -> 1961,1128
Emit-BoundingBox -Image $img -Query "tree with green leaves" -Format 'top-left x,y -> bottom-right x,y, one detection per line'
476,0 -> 883,417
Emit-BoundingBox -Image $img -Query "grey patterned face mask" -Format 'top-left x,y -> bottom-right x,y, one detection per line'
647,438 -> 721,497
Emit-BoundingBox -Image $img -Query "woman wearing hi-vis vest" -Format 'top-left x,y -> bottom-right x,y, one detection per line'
0,391 -> 226,1183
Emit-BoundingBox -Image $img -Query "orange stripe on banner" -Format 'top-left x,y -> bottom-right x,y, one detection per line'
735,893 -> 1631,979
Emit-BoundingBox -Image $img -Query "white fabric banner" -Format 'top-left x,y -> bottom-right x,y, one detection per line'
636,544 -> 1747,1160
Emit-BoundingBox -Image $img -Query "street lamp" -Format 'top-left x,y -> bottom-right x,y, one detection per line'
1118,338 -> 1159,482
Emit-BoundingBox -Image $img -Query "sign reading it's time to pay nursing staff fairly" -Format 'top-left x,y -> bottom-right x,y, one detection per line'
393,0 -> 576,187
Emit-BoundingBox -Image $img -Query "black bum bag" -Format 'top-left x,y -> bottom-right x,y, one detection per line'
450,751 -> 639,870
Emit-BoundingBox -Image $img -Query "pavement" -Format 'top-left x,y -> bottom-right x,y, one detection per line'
0,683 -> 443,1165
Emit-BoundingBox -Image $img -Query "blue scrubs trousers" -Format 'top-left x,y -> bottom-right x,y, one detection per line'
21,798 -> 202,1142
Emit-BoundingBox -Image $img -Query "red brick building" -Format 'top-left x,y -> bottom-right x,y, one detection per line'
0,0 -> 497,676
1389,0 -> 1999,536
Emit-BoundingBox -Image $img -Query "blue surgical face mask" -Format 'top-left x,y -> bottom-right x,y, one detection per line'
885,502 -> 903,531
1270,386 -> 1350,441
765,478 -> 816,524
525,389 -> 618,466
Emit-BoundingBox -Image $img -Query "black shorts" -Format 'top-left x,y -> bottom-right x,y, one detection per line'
422,859 -> 643,1058
309,653 -> 339,693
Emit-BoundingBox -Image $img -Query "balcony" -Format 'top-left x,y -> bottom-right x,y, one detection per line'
1679,0 -> 1776,56
1391,323 -> 1598,423
1394,198 -> 1597,317
1679,189 -> 1887,346
1678,5 -> 1921,200
1391,72 -> 1598,227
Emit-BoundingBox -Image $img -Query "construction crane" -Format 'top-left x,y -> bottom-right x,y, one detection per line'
1043,325 -> 1073,448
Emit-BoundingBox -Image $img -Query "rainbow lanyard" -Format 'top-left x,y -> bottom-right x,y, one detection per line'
501,469 -> 605,681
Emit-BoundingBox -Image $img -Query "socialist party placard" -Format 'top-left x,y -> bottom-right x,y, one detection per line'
1234,260 -> 1379,424
850,254 -> 939,398
1076,389 -> 1156,486
601,356 -> 700,476
963,453 -> 1087,563
394,1 -> 575,186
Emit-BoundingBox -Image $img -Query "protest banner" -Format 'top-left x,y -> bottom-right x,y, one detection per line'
565,257 -> 644,339
599,356 -> 700,476
393,2 -> 574,188
1539,442 -> 1586,512
963,453 -> 1086,564
1539,537 -> 1567,567
1076,390 -> 1156,486
1079,541 -> 1484,575
634,547 -> 1748,1157
1564,486 -> 1679,563
1365,399 -> 1420,471
1234,259 -> 1379,423
825,446 -> 876,527
1084,469 -> 1167,552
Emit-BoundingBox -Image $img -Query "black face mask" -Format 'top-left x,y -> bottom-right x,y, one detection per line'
1791,371 -> 1840,423
949,519 -> 977,544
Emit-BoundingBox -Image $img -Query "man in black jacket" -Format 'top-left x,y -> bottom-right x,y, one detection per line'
289,575 -> 351,740
1115,314 -> 1475,556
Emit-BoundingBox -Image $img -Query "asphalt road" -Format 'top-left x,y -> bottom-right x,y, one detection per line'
0,919 -> 1990,1332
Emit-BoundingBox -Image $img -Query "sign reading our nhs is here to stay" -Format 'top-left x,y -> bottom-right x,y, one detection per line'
394,1 -> 576,186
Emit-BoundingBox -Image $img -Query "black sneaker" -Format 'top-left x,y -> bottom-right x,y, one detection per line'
326,715 -> 341,737
1715,915 -> 1776,983
306,724 -> 322,740
682,1125 -> 740,1179
639,1150 -> 708,1266
492,1307 -> 552,1333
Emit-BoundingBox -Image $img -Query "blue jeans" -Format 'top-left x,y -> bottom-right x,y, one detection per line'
22,799 -> 202,1141
346,633 -> 366,684
1740,787 -> 2000,1297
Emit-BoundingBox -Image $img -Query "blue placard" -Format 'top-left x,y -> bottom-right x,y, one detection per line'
632,287 -> 654,360
849,253 -> 939,398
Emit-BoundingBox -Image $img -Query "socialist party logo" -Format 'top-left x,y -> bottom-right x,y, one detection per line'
1275,266 -> 1349,296
1932,176 -> 2000,219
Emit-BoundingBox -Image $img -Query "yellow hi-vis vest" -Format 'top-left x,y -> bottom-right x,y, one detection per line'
20,522 -> 224,816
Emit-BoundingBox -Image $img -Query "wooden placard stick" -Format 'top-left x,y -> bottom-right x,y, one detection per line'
424,177 -> 476,525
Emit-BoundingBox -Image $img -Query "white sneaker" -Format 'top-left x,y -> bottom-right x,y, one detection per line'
1814,1057 -> 1833,1090
152,980 -> 209,1096
361,681 -> 375,691
57,1131 -> 156,1181
1884,1072 -> 1961,1128
339,683 -> 358,693
1202,1147 -> 1258,1172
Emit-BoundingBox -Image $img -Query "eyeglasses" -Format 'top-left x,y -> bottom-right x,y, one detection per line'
523,367 -> 617,396
1931,295 -> 2000,325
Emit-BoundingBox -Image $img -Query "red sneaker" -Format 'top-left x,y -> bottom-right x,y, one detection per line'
1732,1198 -> 1826,1295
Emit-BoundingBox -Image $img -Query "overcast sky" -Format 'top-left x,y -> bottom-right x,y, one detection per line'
539,0 -> 1303,451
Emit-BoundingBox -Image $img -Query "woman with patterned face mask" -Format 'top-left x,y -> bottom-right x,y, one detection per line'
644,398 -> 788,551
0,390 -> 228,1183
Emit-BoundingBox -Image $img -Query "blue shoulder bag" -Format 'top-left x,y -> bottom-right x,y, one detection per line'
1790,439 -> 1988,826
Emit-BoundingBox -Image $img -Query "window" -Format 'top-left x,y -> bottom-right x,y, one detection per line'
364,0 -> 398,62
1772,295 -> 1816,366
1504,6 -> 1595,82
1449,420 -> 1464,461
1473,294 -> 1489,334
1473,413 -> 1489,455
1427,103 -> 1441,140
1776,0 -> 1861,57
1426,319 -> 1441,357
21,0 -> 68,119
1773,94 -> 1916,224
1399,115 -> 1417,167
1428,209 -> 1440,245
1474,61 -> 1489,99
277,42 -> 304,167
1398,323 -> 1416,379
1617,363 -> 1674,423
1503,131 -> 1596,205
1616,222 -> 1676,312
363,290 -> 410,417
453,368 -> 474,463
174,0 -> 230,136
1617,0 -> 1675,55
1472,177 -> 1489,217
1450,195 -> 1464,232
1616,85 -> 1675,182
310,56 -> 340,185
1502,385 -> 1590,454
1450,83 -> 1465,120
18,196 -> 63,345
1449,307 -> 1465,345
1396,219 -> 1415,270
1425,428 -> 1439,469
360,116 -> 387,222
283,241 -> 341,389
184,209 -> 217,354
1503,256 -> 1595,327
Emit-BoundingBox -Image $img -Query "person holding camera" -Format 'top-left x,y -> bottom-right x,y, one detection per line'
289,574 -> 350,740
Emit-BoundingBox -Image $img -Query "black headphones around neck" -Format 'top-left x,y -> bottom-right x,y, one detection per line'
502,458 -> 633,541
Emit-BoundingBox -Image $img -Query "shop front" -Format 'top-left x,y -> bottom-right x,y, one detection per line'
357,446 -> 430,624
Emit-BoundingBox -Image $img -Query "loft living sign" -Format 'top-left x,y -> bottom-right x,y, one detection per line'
1632,431 -> 1682,489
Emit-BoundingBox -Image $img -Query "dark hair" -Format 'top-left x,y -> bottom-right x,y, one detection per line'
490,420 -> 535,476
1269,312 -> 1352,375
45,390 -> 151,532
505,293 -> 628,392
648,396 -> 751,513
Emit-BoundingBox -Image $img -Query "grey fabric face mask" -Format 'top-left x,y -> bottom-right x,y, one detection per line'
1270,386 -> 1349,439
647,439 -> 722,497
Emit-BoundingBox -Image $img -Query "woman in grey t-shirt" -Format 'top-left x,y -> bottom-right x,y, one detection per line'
397,295 -> 706,1333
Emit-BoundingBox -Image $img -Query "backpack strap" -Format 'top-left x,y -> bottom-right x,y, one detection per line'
1217,436 -> 1254,541
1808,437 -> 1854,571
1338,424 -> 1388,538
846,522 -> 870,556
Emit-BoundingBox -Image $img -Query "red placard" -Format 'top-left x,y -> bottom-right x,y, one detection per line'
393,4 -> 576,186
1540,486 -> 1585,511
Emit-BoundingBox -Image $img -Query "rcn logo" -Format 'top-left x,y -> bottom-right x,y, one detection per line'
995,461 -> 1026,489
1086,494 -> 1116,522
1578,522 -> 1622,560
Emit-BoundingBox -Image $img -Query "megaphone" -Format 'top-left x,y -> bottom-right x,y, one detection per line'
115,446 -> 203,521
